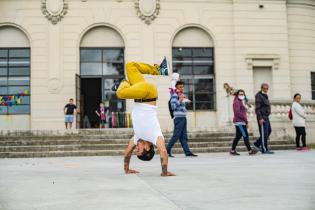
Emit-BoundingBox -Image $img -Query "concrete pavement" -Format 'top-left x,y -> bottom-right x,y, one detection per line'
0,150 -> 315,210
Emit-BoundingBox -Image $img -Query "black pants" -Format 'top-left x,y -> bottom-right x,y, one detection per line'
232,125 -> 252,151
294,127 -> 306,147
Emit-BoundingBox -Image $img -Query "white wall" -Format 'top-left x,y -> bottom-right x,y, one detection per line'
0,0 -> 314,131
287,0 -> 315,100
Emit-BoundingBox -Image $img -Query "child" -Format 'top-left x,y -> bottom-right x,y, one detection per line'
95,102 -> 109,129
170,72 -> 191,103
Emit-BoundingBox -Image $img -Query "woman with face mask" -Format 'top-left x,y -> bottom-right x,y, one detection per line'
230,90 -> 258,156
291,93 -> 310,151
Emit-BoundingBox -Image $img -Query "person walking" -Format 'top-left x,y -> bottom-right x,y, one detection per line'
253,83 -> 274,154
230,89 -> 258,156
291,93 -> 310,151
64,98 -> 77,129
166,81 -> 197,158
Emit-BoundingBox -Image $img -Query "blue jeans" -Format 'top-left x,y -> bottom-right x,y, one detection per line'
232,124 -> 252,151
254,118 -> 272,152
166,117 -> 192,155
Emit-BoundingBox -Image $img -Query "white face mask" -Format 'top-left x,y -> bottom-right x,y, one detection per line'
238,96 -> 245,100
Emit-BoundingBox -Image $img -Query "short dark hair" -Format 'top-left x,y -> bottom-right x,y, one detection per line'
69,98 -> 74,101
175,81 -> 184,87
293,93 -> 301,99
137,144 -> 155,161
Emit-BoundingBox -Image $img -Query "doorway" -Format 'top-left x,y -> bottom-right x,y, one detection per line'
253,67 -> 273,98
81,78 -> 101,128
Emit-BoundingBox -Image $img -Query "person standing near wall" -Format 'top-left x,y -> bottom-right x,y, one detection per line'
253,83 -> 274,154
291,93 -> 310,151
95,102 -> 109,129
230,89 -> 258,156
64,98 -> 77,129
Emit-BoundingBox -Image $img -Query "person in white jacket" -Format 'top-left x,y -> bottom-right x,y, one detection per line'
291,93 -> 309,151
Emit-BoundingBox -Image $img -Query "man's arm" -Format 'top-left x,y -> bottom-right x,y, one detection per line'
64,106 -> 67,115
255,94 -> 264,124
124,138 -> 139,174
156,137 -> 175,177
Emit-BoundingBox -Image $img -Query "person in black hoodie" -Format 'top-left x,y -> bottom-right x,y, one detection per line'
253,83 -> 274,154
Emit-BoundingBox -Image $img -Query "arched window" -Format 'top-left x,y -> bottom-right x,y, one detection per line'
172,27 -> 215,110
79,26 -> 125,127
0,26 -> 31,114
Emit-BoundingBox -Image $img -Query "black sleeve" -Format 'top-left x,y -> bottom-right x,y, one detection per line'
65,104 -> 69,109
73,105 -> 77,109
255,94 -> 262,120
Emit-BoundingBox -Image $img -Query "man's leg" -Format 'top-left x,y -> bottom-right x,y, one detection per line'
126,62 -> 160,85
166,118 -> 183,155
265,119 -> 272,151
178,118 -> 193,155
116,62 -> 159,100
117,80 -> 158,100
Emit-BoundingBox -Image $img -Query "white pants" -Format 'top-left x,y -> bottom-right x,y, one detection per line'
132,103 -> 163,145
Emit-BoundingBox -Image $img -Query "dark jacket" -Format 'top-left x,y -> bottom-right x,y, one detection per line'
255,91 -> 271,120
233,96 -> 248,124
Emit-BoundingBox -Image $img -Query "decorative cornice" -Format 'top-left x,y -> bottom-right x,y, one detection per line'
245,54 -> 280,71
134,0 -> 160,25
41,0 -> 68,25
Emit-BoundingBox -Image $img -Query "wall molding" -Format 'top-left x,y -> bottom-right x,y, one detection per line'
134,0 -> 160,25
245,54 -> 280,71
41,0 -> 68,25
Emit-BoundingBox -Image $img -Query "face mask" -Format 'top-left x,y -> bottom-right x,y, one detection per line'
238,96 -> 245,100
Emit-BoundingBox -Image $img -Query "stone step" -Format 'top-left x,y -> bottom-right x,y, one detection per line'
0,140 -> 294,152
0,132 -> 239,140
0,144 -> 296,158
0,129 -> 242,137
0,136 -> 259,146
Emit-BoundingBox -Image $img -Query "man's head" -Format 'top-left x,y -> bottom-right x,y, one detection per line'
100,102 -> 104,108
136,139 -> 155,161
260,83 -> 269,94
69,98 -> 74,104
175,81 -> 184,92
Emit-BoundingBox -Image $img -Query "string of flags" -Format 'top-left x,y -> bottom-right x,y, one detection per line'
0,90 -> 29,107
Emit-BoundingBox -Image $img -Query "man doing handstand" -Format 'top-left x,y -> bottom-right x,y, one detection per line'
115,58 -> 175,177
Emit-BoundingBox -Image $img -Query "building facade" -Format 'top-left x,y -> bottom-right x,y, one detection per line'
0,0 -> 315,139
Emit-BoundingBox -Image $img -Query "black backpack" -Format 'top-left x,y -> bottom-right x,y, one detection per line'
168,98 -> 174,119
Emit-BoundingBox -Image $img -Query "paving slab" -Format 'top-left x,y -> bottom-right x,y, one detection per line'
0,151 -> 314,210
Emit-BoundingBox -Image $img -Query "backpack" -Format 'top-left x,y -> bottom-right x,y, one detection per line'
288,107 -> 293,120
168,98 -> 174,119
